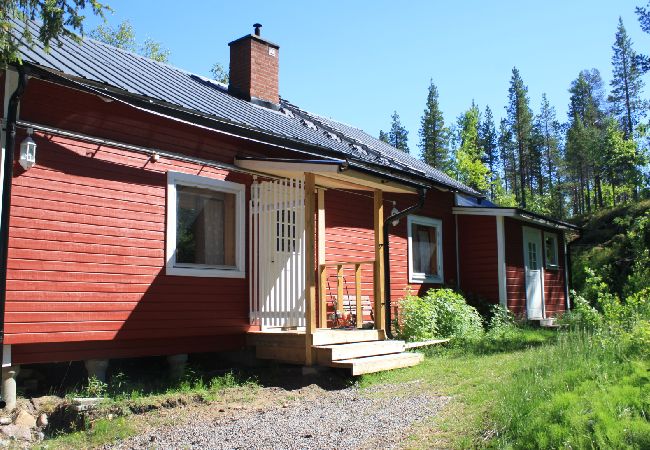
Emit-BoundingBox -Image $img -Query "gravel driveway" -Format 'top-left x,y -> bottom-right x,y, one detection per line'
107,382 -> 449,450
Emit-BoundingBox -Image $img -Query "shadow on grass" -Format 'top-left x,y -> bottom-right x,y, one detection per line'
420,328 -> 558,359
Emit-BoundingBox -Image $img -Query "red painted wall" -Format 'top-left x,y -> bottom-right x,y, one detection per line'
504,217 -> 566,317
457,215 -> 499,303
3,75 -> 461,364
323,189 -> 457,323
5,77 -> 288,364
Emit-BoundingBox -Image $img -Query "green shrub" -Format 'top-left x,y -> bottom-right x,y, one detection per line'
560,292 -> 603,330
487,304 -> 516,332
396,288 -> 483,342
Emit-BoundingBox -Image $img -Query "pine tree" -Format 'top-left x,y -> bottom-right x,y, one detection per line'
608,17 -> 645,139
498,118 -> 518,198
455,103 -> 490,193
478,106 -> 498,198
387,111 -> 409,152
537,94 -> 562,190
419,81 -> 451,172
506,67 -> 533,208
1,0 -> 110,67
378,130 -> 389,143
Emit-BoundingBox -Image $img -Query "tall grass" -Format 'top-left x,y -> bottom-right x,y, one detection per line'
488,330 -> 650,449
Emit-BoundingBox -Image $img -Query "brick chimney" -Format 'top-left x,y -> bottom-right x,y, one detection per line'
228,24 -> 280,108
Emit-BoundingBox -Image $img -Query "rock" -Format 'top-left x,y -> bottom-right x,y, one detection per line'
36,413 -> 48,428
13,410 -> 36,428
72,397 -> 106,412
31,395 -> 64,413
0,417 -> 10,426
36,431 -> 45,441
0,424 -> 32,441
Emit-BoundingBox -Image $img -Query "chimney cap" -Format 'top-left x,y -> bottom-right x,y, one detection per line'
253,23 -> 262,36
228,28 -> 280,49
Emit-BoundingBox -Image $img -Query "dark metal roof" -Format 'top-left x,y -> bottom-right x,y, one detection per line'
13,19 -> 478,195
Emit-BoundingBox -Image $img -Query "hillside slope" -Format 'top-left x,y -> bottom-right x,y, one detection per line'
571,199 -> 650,297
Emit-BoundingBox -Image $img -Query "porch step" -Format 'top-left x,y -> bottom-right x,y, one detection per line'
311,329 -> 383,346
330,352 -> 424,376
314,340 -> 405,365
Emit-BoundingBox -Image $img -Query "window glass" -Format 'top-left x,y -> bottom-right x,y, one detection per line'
411,223 -> 438,276
407,216 -> 443,283
528,242 -> 538,270
176,186 -> 236,267
544,233 -> 559,268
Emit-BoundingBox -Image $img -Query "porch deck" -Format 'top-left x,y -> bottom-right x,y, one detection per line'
246,329 -> 423,375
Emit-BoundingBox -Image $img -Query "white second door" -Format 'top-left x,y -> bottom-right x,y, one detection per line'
523,227 -> 544,319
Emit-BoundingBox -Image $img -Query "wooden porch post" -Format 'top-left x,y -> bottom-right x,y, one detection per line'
373,190 -> 385,335
317,189 -> 327,328
304,173 -> 317,365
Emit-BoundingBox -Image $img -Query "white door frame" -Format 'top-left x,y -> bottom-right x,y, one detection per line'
522,226 -> 545,319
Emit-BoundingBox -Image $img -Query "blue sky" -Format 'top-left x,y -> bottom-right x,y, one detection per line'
84,1 -> 649,158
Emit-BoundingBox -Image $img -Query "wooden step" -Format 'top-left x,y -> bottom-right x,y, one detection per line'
330,352 -> 424,376
314,340 -> 405,364
311,329 -> 383,346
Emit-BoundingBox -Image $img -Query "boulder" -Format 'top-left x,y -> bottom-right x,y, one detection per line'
31,395 -> 64,414
36,413 -> 48,428
0,424 -> 32,441
14,410 -> 36,428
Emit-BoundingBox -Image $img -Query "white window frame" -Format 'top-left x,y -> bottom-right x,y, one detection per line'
407,215 -> 444,284
543,232 -> 559,270
166,171 -> 246,278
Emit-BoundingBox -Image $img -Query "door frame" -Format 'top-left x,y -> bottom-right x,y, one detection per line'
522,226 -> 546,320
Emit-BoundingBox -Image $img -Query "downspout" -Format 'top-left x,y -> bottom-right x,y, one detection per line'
383,188 -> 427,339
0,66 -> 27,407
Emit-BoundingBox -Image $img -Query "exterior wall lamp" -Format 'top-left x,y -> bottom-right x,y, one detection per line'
391,201 -> 400,226
19,128 -> 36,170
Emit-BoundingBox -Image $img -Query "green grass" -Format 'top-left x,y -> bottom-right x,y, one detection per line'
38,370 -> 260,449
359,327 -> 650,449
35,417 -> 136,449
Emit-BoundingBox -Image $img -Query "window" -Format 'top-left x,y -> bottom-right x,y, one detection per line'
407,215 -> 443,283
166,172 -> 245,278
544,233 -> 559,269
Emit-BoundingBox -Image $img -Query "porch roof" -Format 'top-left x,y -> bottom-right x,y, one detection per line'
234,157 -> 418,193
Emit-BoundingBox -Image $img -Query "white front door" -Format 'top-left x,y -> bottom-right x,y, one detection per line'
523,227 -> 544,319
249,177 -> 306,329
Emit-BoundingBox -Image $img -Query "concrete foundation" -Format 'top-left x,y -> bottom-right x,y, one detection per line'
84,359 -> 109,382
166,354 -> 188,379
2,365 -> 20,411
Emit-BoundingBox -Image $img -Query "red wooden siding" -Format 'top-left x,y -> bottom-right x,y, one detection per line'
504,217 -> 567,317
5,131 -> 253,363
4,75 -> 462,364
4,78 -> 292,364
323,189 -> 458,322
457,215 -> 498,303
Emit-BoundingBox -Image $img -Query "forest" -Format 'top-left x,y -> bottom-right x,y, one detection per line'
381,7 -> 650,221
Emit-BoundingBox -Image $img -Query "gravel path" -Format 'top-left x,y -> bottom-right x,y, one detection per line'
107,383 -> 449,450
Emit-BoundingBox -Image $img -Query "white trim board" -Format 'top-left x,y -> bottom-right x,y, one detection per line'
407,215 -> 444,284
496,216 -> 507,307
165,171 -> 246,278
453,208 -> 575,231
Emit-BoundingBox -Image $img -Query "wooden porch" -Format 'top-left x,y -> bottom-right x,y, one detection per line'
241,165 -> 424,375
246,329 -> 423,375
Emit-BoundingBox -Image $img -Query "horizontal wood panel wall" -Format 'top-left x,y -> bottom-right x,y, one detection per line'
323,189 -> 458,324
5,78 -> 288,364
457,215 -> 498,302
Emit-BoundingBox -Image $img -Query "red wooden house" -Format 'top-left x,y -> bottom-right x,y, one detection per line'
0,23 -> 577,404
